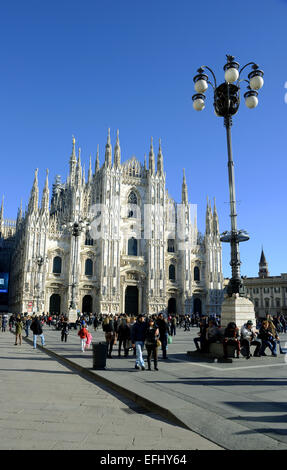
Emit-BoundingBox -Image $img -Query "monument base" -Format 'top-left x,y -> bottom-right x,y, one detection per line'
68,308 -> 78,324
221,293 -> 256,329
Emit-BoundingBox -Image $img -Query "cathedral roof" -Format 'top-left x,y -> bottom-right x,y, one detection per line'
122,156 -> 145,179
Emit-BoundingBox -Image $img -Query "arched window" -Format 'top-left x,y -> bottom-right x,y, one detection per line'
194,266 -> 200,281
265,298 -> 270,308
53,256 -> 62,274
128,237 -> 138,256
169,264 -> 176,281
167,239 -> 175,253
128,191 -> 137,205
85,233 -> 94,246
127,191 -> 138,218
85,258 -> 93,276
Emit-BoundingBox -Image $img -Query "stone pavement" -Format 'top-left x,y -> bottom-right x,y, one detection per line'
2,324 -> 287,450
0,331 -> 221,450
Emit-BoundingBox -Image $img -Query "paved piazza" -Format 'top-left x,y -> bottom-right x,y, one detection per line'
1,325 -> 287,450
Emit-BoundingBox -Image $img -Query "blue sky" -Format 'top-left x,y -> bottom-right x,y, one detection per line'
0,0 -> 286,278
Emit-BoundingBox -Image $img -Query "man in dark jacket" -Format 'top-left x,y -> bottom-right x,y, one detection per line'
30,316 -> 45,349
131,314 -> 148,370
156,313 -> 170,359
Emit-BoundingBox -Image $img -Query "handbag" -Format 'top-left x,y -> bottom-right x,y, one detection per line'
167,335 -> 172,344
156,339 -> 161,347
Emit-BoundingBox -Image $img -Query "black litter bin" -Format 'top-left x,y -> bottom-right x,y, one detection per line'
92,342 -> 107,369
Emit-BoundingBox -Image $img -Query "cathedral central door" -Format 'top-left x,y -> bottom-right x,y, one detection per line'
125,286 -> 139,316
82,295 -> 93,314
49,294 -> 61,315
168,297 -> 177,314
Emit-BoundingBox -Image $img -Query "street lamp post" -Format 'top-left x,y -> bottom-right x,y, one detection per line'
35,255 -> 44,314
192,55 -> 264,327
62,219 -> 91,321
192,55 -> 264,296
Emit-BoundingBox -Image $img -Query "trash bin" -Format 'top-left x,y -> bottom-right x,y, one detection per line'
92,342 -> 107,369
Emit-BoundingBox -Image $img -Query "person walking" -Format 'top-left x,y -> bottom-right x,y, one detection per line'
170,315 -> 177,336
117,316 -> 130,357
24,315 -> 32,337
93,314 -> 100,332
145,317 -> 159,371
102,316 -> 116,358
156,313 -> 169,359
1,314 -> 8,332
61,317 -> 69,343
30,316 -> 45,349
15,315 -> 24,345
131,314 -> 148,370
78,322 -> 89,352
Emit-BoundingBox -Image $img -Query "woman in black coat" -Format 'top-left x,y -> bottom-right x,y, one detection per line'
145,318 -> 160,370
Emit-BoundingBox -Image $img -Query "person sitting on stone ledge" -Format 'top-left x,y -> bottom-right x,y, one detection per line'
266,314 -> 285,354
193,318 -> 208,352
240,320 -> 262,359
223,322 -> 240,359
206,319 -> 220,350
258,320 -> 277,357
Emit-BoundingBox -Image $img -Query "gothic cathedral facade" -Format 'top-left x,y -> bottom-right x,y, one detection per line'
9,131 -> 224,317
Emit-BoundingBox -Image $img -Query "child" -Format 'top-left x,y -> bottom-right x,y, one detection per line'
78,323 -> 89,352
85,331 -> 93,350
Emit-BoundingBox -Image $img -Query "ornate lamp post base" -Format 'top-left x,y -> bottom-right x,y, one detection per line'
68,308 -> 78,324
221,293 -> 256,329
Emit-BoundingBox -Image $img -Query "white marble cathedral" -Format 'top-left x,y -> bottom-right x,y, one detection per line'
9,130 -> 224,317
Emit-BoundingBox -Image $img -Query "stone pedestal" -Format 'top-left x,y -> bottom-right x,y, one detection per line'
221,293 -> 256,329
68,308 -> 78,324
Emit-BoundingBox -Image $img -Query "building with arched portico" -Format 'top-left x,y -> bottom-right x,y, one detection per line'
8,131 -> 224,317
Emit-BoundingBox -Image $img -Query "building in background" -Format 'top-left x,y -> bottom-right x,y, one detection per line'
0,197 -> 16,312
8,131 -> 224,317
243,249 -> 287,318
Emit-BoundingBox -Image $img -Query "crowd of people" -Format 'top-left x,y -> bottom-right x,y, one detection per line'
193,313 -> 287,359
77,312 -> 172,371
1,310 -> 286,364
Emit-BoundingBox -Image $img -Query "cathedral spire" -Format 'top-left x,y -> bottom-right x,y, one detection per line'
205,196 -> 213,235
82,163 -> 86,185
181,169 -> 188,205
157,138 -> 164,176
88,155 -> 93,183
213,197 -> 219,235
76,148 -> 82,186
69,135 -> 77,185
28,169 -> 39,214
114,129 -> 121,168
105,128 -> 112,168
19,199 -> 23,219
0,195 -> 3,221
95,145 -> 100,173
149,137 -> 155,175
41,169 -> 50,212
